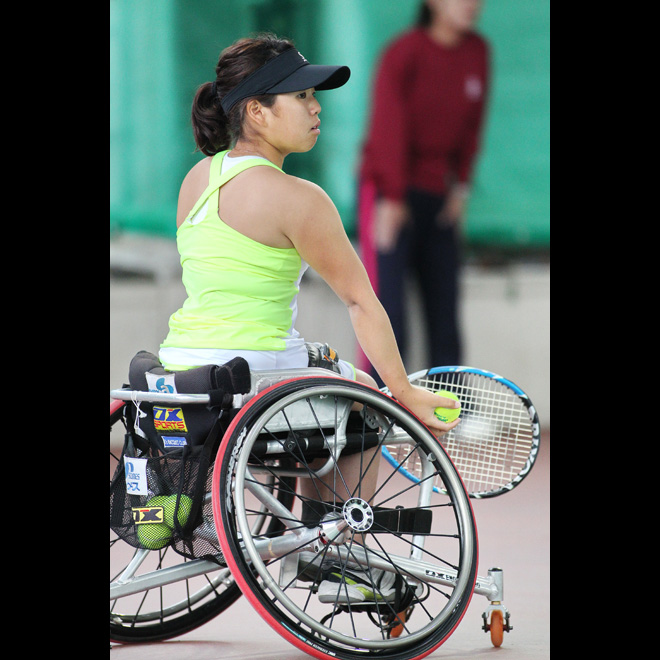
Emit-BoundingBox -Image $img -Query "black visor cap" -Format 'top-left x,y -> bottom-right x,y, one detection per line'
220,48 -> 350,114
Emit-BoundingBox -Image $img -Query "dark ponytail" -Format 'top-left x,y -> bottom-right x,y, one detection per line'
191,33 -> 295,156
190,81 -> 229,156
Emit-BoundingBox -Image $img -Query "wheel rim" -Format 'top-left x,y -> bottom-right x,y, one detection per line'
217,380 -> 477,657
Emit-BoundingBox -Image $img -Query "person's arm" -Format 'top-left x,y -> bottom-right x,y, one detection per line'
281,177 -> 460,435
439,38 -> 491,228
363,40 -> 410,204
454,39 -> 490,192
361,39 -> 413,252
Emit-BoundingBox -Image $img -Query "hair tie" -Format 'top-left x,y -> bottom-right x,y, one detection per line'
211,81 -> 218,97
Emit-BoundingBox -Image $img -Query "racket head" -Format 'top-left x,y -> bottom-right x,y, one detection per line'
383,366 -> 541,498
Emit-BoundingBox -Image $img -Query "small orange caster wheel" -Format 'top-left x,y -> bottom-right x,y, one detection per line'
489,609 -> 504,647
482,606 -> 511,647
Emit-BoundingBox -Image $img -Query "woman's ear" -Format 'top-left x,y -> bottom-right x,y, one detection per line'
244,99 -> 268,127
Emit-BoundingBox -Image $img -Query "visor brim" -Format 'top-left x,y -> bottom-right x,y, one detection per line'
267,64 -> 350,94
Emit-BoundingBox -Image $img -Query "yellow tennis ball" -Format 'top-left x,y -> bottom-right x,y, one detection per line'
433,390 -> 461,423
163,494 -> 193,529
134,496 -> 171,549
146,495 -> 169,509
136,521 -> 172,550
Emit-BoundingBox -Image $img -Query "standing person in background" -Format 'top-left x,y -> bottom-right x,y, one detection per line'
358,0 -> 490,385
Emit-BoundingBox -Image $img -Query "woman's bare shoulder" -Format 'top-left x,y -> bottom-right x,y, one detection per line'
177,157 -> 212,226
234,166 -> 333,215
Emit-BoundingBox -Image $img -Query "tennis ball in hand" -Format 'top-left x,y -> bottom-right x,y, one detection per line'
433,390 -> 461,423
163,494 -> 193,529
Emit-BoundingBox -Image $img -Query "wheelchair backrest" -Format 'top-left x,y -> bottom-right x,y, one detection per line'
114,351 -> 350,451
127,350 -> 251,451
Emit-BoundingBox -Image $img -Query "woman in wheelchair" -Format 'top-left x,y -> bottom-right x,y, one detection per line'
156,33 -> 460,605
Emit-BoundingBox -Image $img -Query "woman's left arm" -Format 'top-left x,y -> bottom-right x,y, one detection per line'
281,177 -> 459,435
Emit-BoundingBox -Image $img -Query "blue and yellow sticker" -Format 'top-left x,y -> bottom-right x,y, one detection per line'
153,406 -> 188,432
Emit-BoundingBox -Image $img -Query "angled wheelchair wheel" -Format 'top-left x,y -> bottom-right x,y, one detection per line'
110,399 -> 295,644
213,377 -> 478,660
110,400 -> 241,643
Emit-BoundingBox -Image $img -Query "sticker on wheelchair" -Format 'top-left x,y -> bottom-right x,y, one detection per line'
146,371 -> 177,394
161,435 -> 187,449
132,506 -> 164,524
124,456 -> 148,496
153,407 -> 188,432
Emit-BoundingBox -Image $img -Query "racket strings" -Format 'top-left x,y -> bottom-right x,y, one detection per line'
399,372 -> 535,495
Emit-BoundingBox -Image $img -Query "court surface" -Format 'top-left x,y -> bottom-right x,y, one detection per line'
110,431 -> 550,659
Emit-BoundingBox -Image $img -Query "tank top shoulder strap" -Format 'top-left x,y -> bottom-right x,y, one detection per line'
183,150 -> 283,224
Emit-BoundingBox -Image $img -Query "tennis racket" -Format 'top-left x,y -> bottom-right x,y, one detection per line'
381,366 -> 541,498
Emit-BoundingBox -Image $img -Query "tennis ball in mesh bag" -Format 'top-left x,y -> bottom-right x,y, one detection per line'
433,390 -> 461,423
135,495 -> 172,549
163,494 -> 193,528
145,495 -> 169,509
136,521 -> 172,550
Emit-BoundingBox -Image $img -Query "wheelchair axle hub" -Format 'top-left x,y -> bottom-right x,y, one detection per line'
318,514 -> 347,545
342,498 -> 374,533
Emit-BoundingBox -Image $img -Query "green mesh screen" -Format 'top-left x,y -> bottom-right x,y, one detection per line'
110,0 -> 549,249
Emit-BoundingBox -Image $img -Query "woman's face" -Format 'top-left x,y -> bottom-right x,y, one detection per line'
428,0 -> 483,32
263,89 -> 322,154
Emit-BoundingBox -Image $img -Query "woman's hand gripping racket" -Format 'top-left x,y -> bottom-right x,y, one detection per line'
381,367 -> 541,498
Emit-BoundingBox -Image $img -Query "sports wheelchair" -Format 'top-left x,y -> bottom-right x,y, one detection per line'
110,351 -> 512,658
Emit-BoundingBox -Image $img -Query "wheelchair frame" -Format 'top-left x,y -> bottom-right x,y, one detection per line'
110,367 -> 512,657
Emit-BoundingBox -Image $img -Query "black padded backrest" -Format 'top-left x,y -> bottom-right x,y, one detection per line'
129,350 -> 251,397
126,351 -> 251,450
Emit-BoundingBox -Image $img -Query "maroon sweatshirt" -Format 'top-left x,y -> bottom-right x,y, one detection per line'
359,27 -> 490,201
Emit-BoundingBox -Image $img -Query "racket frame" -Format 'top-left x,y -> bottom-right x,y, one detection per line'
381,366 -> 541,498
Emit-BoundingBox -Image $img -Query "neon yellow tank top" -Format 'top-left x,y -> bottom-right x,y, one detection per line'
160,151 -> 306,353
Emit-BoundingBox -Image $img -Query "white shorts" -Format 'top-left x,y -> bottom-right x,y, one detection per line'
159,343 -> 356,380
